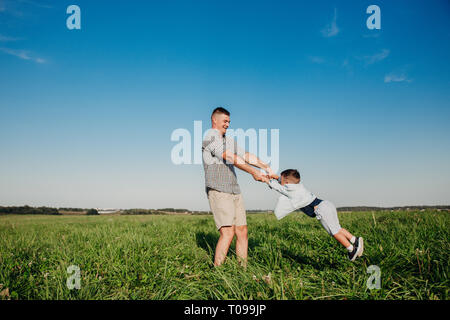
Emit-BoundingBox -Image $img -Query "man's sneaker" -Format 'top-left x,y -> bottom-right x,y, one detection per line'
355,237 -> 364,257
348,246 -> 359,261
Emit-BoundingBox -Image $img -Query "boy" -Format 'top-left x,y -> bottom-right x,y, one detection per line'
266,169 -> 364,261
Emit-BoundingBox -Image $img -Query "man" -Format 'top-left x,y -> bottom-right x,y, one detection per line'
202,107 -> 274,267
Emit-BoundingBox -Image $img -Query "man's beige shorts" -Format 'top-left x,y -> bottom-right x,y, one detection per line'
207,189 -> 246,230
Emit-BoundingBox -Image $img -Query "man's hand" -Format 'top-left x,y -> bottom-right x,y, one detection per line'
223,151 -> 270,183
265,166 -> 275,177
264,167 -> 279,180
252,170 -> 269,183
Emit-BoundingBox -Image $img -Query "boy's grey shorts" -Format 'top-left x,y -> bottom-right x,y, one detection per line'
314,200 -> 342,236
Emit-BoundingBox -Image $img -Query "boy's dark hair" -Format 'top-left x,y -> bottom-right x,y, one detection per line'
281,169 -> 300,182
211,107 -> 230,118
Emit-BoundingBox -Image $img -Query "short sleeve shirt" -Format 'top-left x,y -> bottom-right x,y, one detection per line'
202,129 -> 246,194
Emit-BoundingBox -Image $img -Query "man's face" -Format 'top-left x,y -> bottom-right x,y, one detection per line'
212,113 -> 230,136
280,175 -> 287,185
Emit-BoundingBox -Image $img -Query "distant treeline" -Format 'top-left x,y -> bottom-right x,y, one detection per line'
120,208 -> 211,215
0,206 -> 99,215
336,205 -> 450,212
0,206 -> 60,215
121,209 -> 169,215
158,208 -> 190,213
1,205 -> 448,216
58,207 -> 86,212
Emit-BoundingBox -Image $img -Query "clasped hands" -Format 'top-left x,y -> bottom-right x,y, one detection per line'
252,167 -> 279,183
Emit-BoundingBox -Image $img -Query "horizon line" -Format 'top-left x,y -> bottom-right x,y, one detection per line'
1,204 -> 450,211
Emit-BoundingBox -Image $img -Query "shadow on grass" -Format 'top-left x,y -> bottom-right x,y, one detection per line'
195,231 -> 336,270
280,248 -> 330,271
195,231 -> 219,255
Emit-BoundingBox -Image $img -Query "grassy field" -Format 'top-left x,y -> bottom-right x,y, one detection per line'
0,210 -> 448,300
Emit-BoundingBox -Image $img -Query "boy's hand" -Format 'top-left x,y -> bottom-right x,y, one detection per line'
265,171 -> 279,180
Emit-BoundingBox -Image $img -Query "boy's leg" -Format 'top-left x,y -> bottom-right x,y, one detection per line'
333,231 -> 352,248
335,229 -> 364,258
316,201 -> 342,237
317,201 -> 353,250
316,201 -> 363,260
339,228 -> 356,243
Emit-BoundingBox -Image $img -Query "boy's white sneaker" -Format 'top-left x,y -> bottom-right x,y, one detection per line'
356,237 -> 364,257
348,237 -> 364,261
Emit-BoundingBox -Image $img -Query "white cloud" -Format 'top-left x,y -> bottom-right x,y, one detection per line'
0,47 -> 45,63
363,49 -> 390,65
362,33 -> 381,39
321,8 -> 339,38
0,0 -> 53,18
0,34 -> 21,41
17,0 -> 52,9
0,0 -> 19,16
309,56 -> 325,64
384,72 -> 412,83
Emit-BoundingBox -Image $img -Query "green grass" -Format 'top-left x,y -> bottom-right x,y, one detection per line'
0,210 -> 448,300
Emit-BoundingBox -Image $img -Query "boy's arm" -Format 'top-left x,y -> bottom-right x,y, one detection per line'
267,179 -> 290,197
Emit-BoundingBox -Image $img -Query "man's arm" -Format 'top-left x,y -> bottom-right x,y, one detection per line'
222,150 -> 268,182
230,138 -> 275,176
242,152 -> 274,175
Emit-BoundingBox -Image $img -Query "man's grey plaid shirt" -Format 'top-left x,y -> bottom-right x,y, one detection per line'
202,129 -> 246,194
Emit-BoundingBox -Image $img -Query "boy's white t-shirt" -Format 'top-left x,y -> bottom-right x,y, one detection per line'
268,180 -> 317,220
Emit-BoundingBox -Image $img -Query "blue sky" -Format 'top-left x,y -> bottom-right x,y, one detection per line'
0,0 -> 449,210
